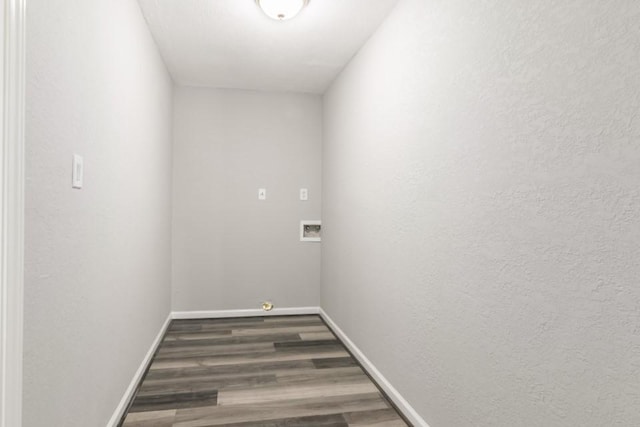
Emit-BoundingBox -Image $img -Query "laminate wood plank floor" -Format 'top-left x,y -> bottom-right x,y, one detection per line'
121,315 -> 410,427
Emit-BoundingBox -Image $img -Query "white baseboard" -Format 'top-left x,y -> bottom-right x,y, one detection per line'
106,313 -> 172,427
319,308 -> 429,427
171,306 -> 320,319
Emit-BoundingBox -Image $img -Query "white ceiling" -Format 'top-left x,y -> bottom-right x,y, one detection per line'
137,0 -> 399,94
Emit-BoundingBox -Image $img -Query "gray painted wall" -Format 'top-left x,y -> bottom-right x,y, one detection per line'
24,0 -> 173,425
172,87 -> 322,311
322,0 -> 640,426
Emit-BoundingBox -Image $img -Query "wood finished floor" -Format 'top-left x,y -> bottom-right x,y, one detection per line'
121,315 -> 409,427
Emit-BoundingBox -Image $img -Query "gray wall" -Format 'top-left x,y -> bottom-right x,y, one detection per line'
172,87 -> 322,311
322,0 -> 640,426
24,0 -> 173,425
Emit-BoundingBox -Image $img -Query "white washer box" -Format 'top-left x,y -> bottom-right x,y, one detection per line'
300,220 -> 321,242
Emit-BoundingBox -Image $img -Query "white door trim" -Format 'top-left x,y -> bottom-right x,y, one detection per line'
1,0 -> 26,426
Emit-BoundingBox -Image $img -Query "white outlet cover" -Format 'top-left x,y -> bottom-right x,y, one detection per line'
300,188 -> 308,201
72,154 -> 83,189
258,188 -> 266,200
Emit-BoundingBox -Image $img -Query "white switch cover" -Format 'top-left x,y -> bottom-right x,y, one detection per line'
72,154 -> 83,189
300,188 -> 308,201
258,188 -> 266,200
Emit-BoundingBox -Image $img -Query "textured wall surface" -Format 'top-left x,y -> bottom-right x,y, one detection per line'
172,87 -> 322,311
322,0 -> 640,426
24,0 -> 173,425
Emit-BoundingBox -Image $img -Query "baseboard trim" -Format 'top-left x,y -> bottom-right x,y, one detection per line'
106,312 -> 172,427
171,306 -> 320,319
319,308 -> 429,427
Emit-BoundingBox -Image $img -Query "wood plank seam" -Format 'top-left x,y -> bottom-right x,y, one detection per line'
119,314 -> 410,427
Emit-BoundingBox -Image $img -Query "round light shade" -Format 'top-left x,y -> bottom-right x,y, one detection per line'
256,0 -> 309,21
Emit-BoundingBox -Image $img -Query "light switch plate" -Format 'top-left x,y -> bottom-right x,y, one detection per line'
72,154 -> 83,189
300,188 -> 308,201
258,188 -> 266,200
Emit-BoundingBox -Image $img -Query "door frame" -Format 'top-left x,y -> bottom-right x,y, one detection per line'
1,0 -> 26,425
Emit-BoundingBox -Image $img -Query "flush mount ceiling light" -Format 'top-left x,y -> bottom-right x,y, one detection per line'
256,0 -> 309,21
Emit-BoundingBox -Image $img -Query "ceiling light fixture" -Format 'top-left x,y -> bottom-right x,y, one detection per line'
256,0 -> 309,21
